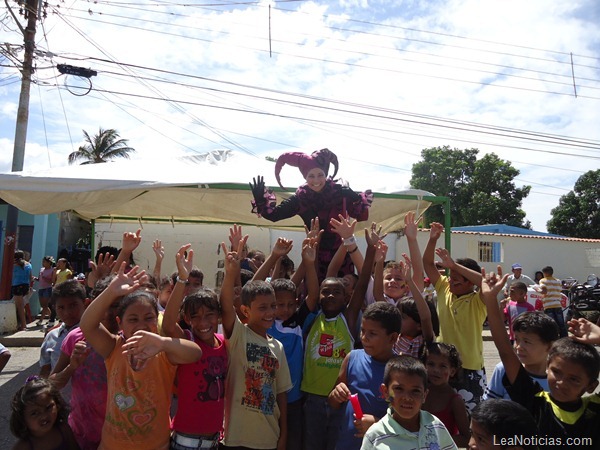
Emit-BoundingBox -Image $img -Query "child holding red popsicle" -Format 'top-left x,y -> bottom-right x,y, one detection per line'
328,302 -> 402,450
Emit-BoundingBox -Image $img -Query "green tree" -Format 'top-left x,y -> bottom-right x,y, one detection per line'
410,146 -> 531,227
547,169 -> 600,238
68,128 -> 135,165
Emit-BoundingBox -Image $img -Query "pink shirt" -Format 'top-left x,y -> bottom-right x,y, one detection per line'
61,327 -> 107,450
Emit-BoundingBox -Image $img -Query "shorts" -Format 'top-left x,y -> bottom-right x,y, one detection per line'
38,287 -> 53,299
12,284 -> 30,297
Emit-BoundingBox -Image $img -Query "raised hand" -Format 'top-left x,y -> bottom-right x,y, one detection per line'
429,222 -> 443,241
301,238 -> 318,264
228,224 -> 244,252
106,262 -> 147,298
273,237 -> 294,258
152,239 -> 164,262
434,247 -> 453,268
400,253 -> 413,280
250,175 -> 266,201
480,266 -> 508,299
304,217 -> 322,240
404,211 -> 419,240
365,222 -> 386,247
122,229 -> 142,253
374,240 -> 388,263
330,214 -> 356,239
220,234 -> 248,273
175,244 -> 194,279
88,252 -> 116,286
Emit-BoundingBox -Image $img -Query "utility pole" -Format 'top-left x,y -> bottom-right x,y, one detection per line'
0,0 -> 39,299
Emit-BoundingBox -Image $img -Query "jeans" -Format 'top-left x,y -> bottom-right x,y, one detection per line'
545,307 -> 568,337
303,393 -> 342,450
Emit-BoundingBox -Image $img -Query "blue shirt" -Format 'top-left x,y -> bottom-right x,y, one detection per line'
268,319 -> 304,403
12,262 -> 32,286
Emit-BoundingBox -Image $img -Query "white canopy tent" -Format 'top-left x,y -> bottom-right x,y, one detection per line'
0,150 -> 439,233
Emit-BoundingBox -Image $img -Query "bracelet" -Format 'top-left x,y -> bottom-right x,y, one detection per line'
176,276 -> 188,285
343,236 -> 356,246
348,245 -> 359,254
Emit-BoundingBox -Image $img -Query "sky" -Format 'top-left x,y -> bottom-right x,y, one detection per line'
0,0 -> 599,232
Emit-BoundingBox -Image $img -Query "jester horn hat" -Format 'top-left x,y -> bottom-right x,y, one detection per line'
274,148 -> 339,188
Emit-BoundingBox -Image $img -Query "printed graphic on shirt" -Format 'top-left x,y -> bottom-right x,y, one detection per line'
242,342 -> 279,415
309,332 -> 348,368
196,355 -> 227,402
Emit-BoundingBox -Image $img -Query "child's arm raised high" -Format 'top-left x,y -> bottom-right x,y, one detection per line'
219,236 -> 248,339
80,262 -> 146,359
162,244 -> 194,339
480,268 -> 521,384
423,222 -> 444,285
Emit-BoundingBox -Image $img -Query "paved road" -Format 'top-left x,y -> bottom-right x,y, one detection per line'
0,342 -> 503,448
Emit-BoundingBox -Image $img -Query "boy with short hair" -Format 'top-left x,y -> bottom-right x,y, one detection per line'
423,222 -> 486,412
302,225 -> 381,450
539,266 -> 567,337
39,279 -> 87,377
252,236 -> 320,450
485,311 -> 559,400
469,399 -> 539,450
220,237 -> 292,450
360,355 -> 457,450
328,302 -> 402,450
482,269 -> 600,449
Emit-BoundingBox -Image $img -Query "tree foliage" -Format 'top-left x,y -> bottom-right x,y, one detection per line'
547,169 -> 600,238
68,128 -> 136,165
410,146 -> 531,228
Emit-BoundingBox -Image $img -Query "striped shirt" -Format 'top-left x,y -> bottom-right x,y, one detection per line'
539,276 -> 562,309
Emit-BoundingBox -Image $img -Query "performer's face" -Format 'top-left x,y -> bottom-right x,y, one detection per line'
305,168 -> 327,192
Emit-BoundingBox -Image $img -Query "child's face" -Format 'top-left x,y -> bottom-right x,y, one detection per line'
184,275 -> 203,296
158,284 -> 173,309
360,318 -> 397,361
42,259 -> 52,269
383,269 -> 408,300
546,355 -> 598,403
275,291 -> 297,323
305,167 -> 327,192
400,312 -> 421,338
509,287 -> 527,303
513,331 -> 551,368
185,305 -> 219,345
425,353 -> 455,387
242,293 -> 276,336
381,370 -> 428,432
319,280 -> 346,318
468,419 -> 494,450
448,272 -> 473,296
24,393 -> 58,438
117,301 -> 158,339
55,297 -> 85,327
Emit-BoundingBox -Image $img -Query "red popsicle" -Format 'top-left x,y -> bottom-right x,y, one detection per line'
349,393 -> 363,419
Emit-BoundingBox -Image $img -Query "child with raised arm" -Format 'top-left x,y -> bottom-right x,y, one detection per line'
302,223 -> 382,450
393,255 -> 435,358
79,260 -> 202,450
482,268 -> 600,449
423,222 -> 486,411
484,311 -> 559,400
219,237 -> 292,450
253,236 -> 320,450
162,244 -> 228,450
328,302 -> 402,450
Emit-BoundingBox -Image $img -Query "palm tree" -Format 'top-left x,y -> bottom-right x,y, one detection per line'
68,128 -> 136,165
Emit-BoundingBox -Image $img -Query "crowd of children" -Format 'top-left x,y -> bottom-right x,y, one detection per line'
8,217 -> 600,450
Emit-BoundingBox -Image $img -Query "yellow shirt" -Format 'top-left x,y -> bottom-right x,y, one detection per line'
435,275 -> 486,371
